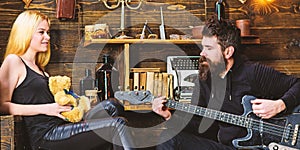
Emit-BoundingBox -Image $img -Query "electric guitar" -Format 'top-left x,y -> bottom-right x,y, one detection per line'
114,90 -> 300,150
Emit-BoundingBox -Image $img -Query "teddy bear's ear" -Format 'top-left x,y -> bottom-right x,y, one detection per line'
60,76 -> 71,90
49,77 -> 58,95
49,76 -> 71,95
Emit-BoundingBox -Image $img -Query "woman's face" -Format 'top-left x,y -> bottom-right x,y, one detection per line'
29,20 -> 50,53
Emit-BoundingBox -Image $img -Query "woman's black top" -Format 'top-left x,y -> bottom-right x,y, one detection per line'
12,59 -> 65,148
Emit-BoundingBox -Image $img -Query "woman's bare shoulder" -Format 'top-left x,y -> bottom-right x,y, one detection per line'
4,54 -> 21,62
1,54 -> 23,70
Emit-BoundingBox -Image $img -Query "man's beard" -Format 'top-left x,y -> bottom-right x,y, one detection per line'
198,56 -> 210,80
198,56 -> 226,81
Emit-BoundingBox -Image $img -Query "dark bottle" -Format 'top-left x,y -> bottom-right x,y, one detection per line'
215,0 -> 225,21
79,69 -> 95,96
96,54 -> 118,101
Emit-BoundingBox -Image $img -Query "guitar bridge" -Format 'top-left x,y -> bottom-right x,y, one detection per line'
269,142 -> 299,150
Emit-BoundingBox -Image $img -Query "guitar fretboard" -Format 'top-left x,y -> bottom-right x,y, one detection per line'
166,100 -> 252,128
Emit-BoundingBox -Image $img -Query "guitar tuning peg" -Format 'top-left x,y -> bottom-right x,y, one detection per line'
134,91 -> 139,96
142,91 -> 146,95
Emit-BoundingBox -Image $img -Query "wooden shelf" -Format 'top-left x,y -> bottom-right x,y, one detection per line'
84,38 -> 258,47
241,35 -> 261,45
84,38 -> 259,94
124,103 -> 152,111
84,39 -> 202,47
83,39 -> 203,93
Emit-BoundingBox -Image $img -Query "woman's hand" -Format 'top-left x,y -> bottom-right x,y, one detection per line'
152,96 -> 171,120
45,103 -> 72,120
251,99 -> 286,119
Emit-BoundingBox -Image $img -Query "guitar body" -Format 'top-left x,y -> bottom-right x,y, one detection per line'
232,95 -> 300,149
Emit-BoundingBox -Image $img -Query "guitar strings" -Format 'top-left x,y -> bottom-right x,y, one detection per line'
251,118 -> 299,142
251,119 -> 300,144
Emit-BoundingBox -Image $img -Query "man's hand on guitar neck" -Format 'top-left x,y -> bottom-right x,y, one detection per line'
152,96 -> 172,120
251,98 -> 286,119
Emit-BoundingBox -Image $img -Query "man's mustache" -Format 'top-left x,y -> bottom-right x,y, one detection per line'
199,56 -> 211,65
198,56 -> 210,80
199,56 -> 206,63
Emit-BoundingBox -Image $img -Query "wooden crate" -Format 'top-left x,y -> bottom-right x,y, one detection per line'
1,115 -> 28,150
123,101 -> 152,111
1,115 -> 14,150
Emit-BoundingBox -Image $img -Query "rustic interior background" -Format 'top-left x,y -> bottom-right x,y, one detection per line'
0,0 -> 299,93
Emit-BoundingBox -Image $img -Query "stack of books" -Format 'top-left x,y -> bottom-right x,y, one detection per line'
130,68 -> 174,99
122,68 -> 174,111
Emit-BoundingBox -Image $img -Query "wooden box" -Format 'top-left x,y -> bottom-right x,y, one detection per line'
1,115 -> 14,150
1,115 -> 28,150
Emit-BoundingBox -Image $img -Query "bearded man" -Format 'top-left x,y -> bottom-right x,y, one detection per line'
152,16 -> 300,150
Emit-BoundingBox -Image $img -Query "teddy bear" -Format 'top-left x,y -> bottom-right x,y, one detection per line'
48,75 -> 91,123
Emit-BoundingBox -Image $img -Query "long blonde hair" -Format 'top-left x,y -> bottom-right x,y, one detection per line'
5,10 -> 51,70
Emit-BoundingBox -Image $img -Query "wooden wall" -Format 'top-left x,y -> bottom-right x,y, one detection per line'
0,0 -> 300,93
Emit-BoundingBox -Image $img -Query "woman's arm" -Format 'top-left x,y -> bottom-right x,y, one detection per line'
0,102 -> 70,119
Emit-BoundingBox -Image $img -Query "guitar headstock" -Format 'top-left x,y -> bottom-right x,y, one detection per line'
114,90 -> 154,105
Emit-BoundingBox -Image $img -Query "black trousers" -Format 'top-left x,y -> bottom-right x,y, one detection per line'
37,99 -> 135,150
156,130 -> 236,150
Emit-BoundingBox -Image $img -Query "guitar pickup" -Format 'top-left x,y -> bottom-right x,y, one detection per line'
292,124 -> 299,145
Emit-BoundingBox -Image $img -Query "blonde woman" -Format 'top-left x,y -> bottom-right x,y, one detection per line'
0,10 -> 135,150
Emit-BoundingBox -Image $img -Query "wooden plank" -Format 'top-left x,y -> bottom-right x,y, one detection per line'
130,68 -> 161,73
242,44 -> 300,61
124,104 -> 152,111
241,35 -> 260,45
85,39 -> 202,47
133,72 -> 139,91
1,115 -> 14,150
123,101 -> 152,111
146,72 -> 155,94
124,43 -> 130,91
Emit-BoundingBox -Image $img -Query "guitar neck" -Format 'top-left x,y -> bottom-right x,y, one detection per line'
166,100 -> 252,128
